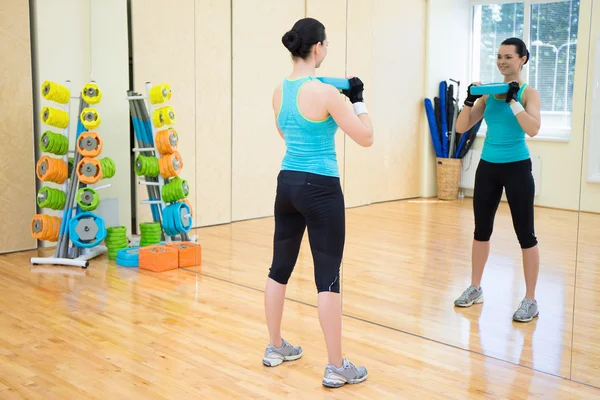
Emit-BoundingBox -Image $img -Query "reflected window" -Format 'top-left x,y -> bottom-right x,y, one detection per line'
471,0 -> 580,141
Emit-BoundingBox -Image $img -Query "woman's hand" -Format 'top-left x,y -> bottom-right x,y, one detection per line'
512,86 -> 541,137
505,81 -> 521,104
342,76 -> 364,104
464,82 -> 482,107
456,82 -> 486,133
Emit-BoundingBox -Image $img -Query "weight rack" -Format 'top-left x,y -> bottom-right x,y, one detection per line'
31,80 -> 113,268
127,81 -> 195,245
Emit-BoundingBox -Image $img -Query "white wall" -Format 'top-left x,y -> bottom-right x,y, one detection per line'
31,0 -> 91,160
89,0 -> 131,229
422,0 -> 472,197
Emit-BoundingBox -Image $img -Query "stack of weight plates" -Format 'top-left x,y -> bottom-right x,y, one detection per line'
116,247 -> 140,268
105,226 -> 128,260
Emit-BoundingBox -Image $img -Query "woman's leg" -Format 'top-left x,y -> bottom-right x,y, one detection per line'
263,173 -> 306,366
522,246 -> 539,300
303,181 -> 345,368
299,173 -> 367,388
455,160 -> 503,307
472,160 -> 504,286
317,291 -> 343,367
264,278 -> 287,348
503,159 -> 539,322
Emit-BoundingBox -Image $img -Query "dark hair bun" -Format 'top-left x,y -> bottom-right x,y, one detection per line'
524,49 -> 530,65
282,30 -> 301,52
281,18 -> 326,60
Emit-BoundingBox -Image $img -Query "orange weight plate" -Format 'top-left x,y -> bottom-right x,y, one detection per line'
76,157 -> 103,184
77,132 -> 103,157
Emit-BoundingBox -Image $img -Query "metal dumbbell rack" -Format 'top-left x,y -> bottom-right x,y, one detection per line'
127,82 -> 195,244
30,81 -> 109,269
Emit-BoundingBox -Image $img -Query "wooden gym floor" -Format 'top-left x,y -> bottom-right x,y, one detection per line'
1,199 -> 599,399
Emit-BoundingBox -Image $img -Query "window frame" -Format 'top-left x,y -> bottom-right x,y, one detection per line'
468,0 -> 578,142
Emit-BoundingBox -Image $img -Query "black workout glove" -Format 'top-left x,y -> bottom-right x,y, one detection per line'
342,77 -> 364,104
463,84 -> 482,107
505,81 -> 520,103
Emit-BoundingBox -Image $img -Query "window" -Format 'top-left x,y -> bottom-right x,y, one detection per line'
470,0 -> 580,141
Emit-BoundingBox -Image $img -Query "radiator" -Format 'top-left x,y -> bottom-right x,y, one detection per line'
458,149 -> 541,196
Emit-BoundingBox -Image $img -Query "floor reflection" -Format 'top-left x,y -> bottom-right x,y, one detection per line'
0,237 -> 598,397
186,199 -> 578,378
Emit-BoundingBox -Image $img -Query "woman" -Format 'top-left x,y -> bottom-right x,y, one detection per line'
262,17 -> 373,388
453,38 -> 542,323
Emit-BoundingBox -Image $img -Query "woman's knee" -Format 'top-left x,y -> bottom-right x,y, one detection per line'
316,272 -> 340,293
516,230 -> 538,249
268,263 -> 294,285
474,216 -> 495,241
474,228 -> 493,242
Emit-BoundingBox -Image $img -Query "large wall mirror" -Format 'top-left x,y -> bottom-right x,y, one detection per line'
339,0 -> 594,382
124,0 -> 600,385
27,0 -> 600,390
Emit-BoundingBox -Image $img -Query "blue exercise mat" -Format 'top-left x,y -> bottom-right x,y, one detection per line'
316,77 -> 350,90
470,83 -> 509,96
424,99 -> 443,158
439,81 -> 448,157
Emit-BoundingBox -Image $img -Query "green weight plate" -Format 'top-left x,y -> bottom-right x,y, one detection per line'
106,234 -> 127,239
105,241 -> 128,248
139,224 -> 161,231
139,230 -> 161,236
106,242 -> 128,248
107,226 -> 127,233
105,236 -> 128,243
140,232 -> 162,237
140,237 -> 161,242
140,238 -> 160,243
140,228 -> 162,234
105,233 -> 128,240
140,232 -> 162,238
139,222 -> 160,227
140,236 -> 161,242
140,230 -> 161,236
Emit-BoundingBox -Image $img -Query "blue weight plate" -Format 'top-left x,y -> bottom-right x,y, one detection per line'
163,205 -> 177,236
117,247 -> 139,262
173,203 -> 185,233
116,256 -> 138,268
69,211 -> 106,248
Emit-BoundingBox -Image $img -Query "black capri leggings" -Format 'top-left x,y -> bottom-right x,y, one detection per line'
268,170 -> 345,293
473,158 -> 537,249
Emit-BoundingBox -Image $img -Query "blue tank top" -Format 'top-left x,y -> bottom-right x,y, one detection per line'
277,76 -> 340,177
481,83 -> 530,163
